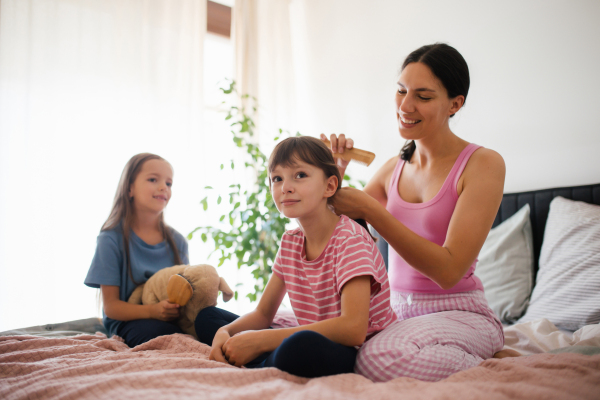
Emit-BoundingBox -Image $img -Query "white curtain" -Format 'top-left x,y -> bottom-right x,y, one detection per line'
229,0 -> 303,312
0,0 -> 207,331
232,0 -> 298,153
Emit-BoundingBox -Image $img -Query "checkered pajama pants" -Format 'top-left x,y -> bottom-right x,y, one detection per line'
355,290 -> 504,382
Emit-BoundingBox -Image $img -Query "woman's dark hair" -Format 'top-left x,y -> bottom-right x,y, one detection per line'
268,136 -> 373,238
400,43 -> 470,162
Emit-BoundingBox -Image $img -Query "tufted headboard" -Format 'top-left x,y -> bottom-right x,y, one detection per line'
372,183 -> 600,279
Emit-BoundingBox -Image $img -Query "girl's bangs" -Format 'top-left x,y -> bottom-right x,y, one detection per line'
268,137 -> 333,173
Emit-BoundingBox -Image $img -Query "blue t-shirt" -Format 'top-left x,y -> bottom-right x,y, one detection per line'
84,224 -> 189,336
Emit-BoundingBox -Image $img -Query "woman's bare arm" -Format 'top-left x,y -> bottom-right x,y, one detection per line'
361,155 -> 398,208
333,149 -> 505,289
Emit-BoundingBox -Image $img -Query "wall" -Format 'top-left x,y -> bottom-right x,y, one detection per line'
0,0 -> 208,331
288,0 -> 600,192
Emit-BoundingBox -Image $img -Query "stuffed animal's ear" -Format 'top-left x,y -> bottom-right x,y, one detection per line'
219,277 -> 234,302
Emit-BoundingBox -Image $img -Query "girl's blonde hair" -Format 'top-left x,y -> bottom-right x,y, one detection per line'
102,153 -> 183,285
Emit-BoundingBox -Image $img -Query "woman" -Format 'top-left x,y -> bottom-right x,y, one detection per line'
322,43 -> 512,382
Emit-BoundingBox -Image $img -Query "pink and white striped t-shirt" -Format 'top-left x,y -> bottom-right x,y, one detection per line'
272,215 -> 396,340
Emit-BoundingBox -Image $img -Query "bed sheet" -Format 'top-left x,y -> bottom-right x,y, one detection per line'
2,332 -> 600,400
4,314 -> 598,355
503,318 -> 600,355
0,318 -> 106,338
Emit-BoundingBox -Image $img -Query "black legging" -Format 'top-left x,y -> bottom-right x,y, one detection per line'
117,319 -> 183,347
194,306 -> 358,378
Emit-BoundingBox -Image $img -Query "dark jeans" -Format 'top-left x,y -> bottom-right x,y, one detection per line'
194,306 -> 358,378
117,319 -> 183,348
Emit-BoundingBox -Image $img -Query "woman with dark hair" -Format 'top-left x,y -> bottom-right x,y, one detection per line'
322,43 -> 509,382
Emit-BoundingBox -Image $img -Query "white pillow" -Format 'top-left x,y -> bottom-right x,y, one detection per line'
476,204 -> 534,323
517,197 -> 600,331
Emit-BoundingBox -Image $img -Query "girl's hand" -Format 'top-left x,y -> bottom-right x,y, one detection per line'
320,133 -> 355,178
331,186 -> 377,220
150,300 -> 180,321
222,330 -> 266,367
209,328 -> 231,364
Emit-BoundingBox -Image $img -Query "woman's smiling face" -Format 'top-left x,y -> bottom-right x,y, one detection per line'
395,62 -> 463,141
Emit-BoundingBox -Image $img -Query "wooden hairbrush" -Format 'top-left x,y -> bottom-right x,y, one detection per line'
167,274 -> 193,306
321,137 -> 376,166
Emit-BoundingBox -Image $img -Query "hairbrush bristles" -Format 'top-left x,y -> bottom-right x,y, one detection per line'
321,137 -> 376,166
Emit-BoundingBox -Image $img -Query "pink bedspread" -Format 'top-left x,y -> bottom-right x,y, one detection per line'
1,333 -> 599,399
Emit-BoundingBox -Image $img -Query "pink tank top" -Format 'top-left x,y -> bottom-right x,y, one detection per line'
386,143 -> 485,294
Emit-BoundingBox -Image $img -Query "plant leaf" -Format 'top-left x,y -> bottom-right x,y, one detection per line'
187,79 -> 361,304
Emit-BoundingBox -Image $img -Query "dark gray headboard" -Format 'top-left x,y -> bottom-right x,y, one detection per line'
372,183 -> 600,278
492,183 -> 600,278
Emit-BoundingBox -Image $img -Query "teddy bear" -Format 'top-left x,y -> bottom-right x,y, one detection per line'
127,264 -> 234,339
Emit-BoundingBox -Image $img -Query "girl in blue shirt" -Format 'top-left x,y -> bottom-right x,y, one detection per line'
85,153 -> 189,347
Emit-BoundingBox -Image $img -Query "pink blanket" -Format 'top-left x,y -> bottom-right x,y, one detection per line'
1,333 -> 599,399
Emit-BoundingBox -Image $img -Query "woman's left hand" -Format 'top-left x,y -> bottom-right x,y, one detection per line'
331,186 -> 377,220
222,330 -> 267,367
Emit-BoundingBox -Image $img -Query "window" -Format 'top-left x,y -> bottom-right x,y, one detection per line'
0,1 -> 249,331
207,0 -> 232,38
196,1 -> 267,316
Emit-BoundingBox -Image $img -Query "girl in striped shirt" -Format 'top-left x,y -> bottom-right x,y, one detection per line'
195,136 -> 396,378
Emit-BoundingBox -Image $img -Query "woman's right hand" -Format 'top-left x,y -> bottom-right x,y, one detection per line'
330,186 -> 380,220
150,300 -> 180,321
320,133 -> 355,178
209,328 -> 231,364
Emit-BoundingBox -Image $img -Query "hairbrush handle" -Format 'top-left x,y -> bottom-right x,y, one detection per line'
321,138 -> 376,166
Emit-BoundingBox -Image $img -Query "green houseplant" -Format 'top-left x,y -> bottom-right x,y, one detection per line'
189,80 -> 365,302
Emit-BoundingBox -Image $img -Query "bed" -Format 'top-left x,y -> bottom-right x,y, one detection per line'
2,184 -> 600,399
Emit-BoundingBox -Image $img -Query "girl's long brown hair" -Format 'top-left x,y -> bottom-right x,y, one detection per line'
102,153 -> 183,285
